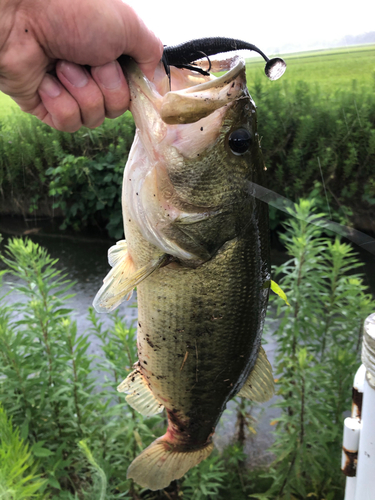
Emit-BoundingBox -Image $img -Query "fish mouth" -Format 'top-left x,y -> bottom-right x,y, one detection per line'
125,56 -> 248,127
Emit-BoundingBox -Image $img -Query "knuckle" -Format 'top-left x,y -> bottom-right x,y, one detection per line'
105,106 -> 128,119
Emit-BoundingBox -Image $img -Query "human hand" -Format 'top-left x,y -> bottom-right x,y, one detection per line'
0,0 -> 163,132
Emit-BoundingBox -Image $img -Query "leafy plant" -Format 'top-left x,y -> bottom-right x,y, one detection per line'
0,404 -> 46,499
0,113 -> 134,238
0,236 -> 163,498
254,199 -> 374,500
182,454 -> 227,500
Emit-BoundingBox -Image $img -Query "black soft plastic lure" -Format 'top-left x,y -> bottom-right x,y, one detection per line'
162,37 -> 286,81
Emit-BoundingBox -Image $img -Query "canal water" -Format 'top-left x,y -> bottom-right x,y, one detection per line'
1,217 -> 374,465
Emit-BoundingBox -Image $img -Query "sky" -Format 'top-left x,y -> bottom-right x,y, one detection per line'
126,0 -> 374,55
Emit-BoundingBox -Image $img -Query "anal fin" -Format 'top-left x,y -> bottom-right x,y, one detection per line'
237,346 -> 274,402
118,367 -> 164,417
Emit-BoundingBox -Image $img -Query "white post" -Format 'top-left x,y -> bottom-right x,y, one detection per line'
343,417 -> 361,500
343,313 -> 375,500
354,313 -> 375,500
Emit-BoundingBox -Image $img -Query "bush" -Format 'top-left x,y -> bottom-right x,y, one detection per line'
1,79 -> 375,237
0,113 -> 134,238
250,78 -> 375,229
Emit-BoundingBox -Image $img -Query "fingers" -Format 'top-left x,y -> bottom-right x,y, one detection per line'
36,60 -> 129,132
56,61 -> 104,128
37,73 -> 82,132
91,61 -> 129,119
130,27 -> 164,81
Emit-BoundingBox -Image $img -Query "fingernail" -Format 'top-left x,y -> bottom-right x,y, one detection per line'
95,61 -> 121,89
39,75 -> 62,98
60,61 -> 88,88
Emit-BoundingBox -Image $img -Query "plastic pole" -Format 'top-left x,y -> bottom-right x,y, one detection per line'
354,313 -> 375,500
343,313 -> 375,500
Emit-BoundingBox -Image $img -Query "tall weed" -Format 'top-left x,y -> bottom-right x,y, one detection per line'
0,237 -> 162,498
253,199 -> 374,500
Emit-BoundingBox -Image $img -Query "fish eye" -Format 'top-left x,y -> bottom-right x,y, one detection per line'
228,128 -> 252,155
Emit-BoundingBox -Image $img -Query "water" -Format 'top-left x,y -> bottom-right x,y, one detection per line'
0,225 -> 138,360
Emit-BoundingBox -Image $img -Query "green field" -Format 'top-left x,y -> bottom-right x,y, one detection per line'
245,43 -> 375,93
0,44 -> 374,119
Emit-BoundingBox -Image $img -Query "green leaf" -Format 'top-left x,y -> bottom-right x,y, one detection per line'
48,475 -> 61,490
31,442 -> 54,457
270,280 -> 290,306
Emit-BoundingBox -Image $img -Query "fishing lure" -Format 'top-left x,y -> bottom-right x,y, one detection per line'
161,36 -> 286,81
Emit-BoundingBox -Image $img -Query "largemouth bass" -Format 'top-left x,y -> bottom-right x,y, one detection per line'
94,55 -> 274,490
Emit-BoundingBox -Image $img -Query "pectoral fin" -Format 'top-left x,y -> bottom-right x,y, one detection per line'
108,239 -> 128,267
118,367 -> 164,417
237,347 -> 274,402
93,240 -> 168,313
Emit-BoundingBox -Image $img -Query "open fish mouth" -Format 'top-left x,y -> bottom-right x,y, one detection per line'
124,55 -> 250,126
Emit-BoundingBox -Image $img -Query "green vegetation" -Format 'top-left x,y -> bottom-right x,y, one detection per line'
0,112 -> 134,238
252,199 -> 374,499
0,91 -> 17,117
249,74 -> 375,229
0,405 -> 45,499
246,44 -> 375,92
0,199 -> 373,499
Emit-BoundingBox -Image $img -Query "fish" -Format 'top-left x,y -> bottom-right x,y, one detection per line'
93,54 -> 274,490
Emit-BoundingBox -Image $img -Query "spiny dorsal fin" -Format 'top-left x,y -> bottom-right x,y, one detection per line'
118,367 -> 164,417
93,240 -> 168,313
237,346 -> 274,402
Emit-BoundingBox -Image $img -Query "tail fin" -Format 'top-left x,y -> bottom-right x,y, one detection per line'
127,438 -> 214,491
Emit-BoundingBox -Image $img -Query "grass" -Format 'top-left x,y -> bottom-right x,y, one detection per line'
246,43 -> 375,94
0,92 -> 18,118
